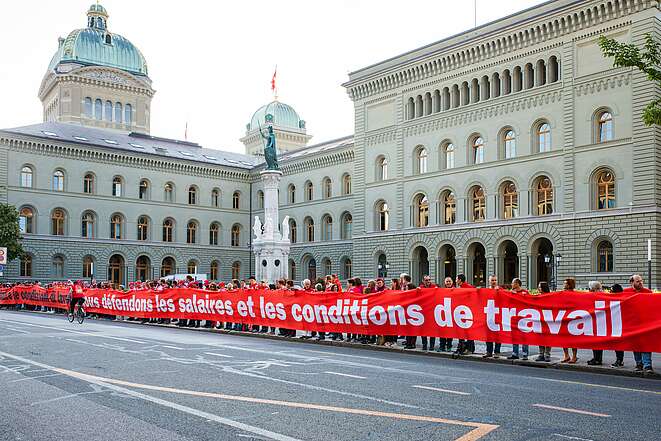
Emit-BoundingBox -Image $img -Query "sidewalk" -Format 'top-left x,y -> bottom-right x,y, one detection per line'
109,316 -> 660,380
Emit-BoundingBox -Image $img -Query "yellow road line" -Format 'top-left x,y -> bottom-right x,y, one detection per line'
0,350 -> 499,441
533,404 -> 611,417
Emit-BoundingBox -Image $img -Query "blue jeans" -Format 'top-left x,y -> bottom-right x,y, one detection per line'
634,352 -> 652,368
512,344 -> 528,357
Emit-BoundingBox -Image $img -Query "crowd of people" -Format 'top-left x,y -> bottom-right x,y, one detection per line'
1,272 -> 655,373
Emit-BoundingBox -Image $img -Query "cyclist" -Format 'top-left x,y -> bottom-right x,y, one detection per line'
68,281 -> 85,316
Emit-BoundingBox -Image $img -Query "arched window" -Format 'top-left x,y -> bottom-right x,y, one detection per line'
307,258 -> 317,281
471,136 -> 485,164
210,260 -> 219,280
110,214 -> 123,239
597,110 -> 614,143
137,216 -> 149,241
322,178 -> 332,199
51,209 -> 65,235
442,191 -> 456,225
139,179 -> 149,200
597,240 -> 614,273
112,176 -> 123,197
503,129 -> 516,159
52,170 -> 65,191
187,221 -> 198,244
501,181 -> 518,219
232,191 -> 240,209
52,255 -> 65,278
84,97 -> 93,118
413,194 -> 429,227
289,259 -> 297,280
376,201 -> 389,231
81,212 -> 95,238
322,215 -> 333,241
161,257 -> 175,277
321,258 -> 332,276
288,184 -> 296,204
415,146 -> 428,174
164,182 -> 174,202
257,190 -> 264,208
376,156 -> 388,181
83,173 -> 94,194
114,102 -> 122,123
82,256 -> 94,278
231,261 -> 241,280
305,181 -> 313,201
289,219 -> 297,243
188,186 -> 198,205
134,256 -> 150,282
94,99 -> 102,120
20,255 -> 32,277
534,176 -> 553,215
209,222 -> 220,245
124,104 -> 132,125
104,100 -> 113,122
443,143 -> 455,169
470,187 -> 486,222
187,260 -> 198,274
211,189 -> 220,207
535,122 -> 551,153
341,213 -> 352,240
20,166 -> 33,188
342,258 -> 353,280
19,207 -> 34,234
304,217 -> 315,242
231,224 -> 241,247
342,174 -> 351,195
162,219 -> 174,242
596,169 -> 616,210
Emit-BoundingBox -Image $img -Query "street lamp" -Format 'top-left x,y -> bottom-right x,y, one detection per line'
555,254 -> 562,291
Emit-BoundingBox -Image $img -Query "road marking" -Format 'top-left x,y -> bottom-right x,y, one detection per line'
324,371 -> 367,379
204,352 -> 234,358
3,326 -> 31,334
10,373 -> 64,383
533,404 -> 611,417
412,385 -> 472,396
162,345 -> 184,350
553,434 -> 595,441
0,350 -> 499,441
529,376 -> 661,395
0,318 -> 145,344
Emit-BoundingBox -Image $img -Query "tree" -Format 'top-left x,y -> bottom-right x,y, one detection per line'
599,34 -> 661,126
0,204 -> 24,262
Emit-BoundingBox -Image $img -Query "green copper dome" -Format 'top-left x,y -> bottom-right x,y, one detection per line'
248,101 -> 306,132
47,4 -> 148,76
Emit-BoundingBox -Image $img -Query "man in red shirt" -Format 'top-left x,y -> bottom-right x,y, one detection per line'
484,275 -> 501,358
453,274 -> 475,356
624,274 -> 654,372
507,278 -> 530,360
623,274 -> 653,293
455,274 -> 474,289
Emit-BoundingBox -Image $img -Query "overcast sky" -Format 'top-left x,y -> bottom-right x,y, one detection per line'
0,0 -> 547,154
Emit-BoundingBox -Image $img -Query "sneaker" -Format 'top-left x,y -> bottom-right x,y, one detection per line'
507,354 -> 519,360
482,353 -> 493,358
521,356 -> 529,361
635,363 -> 644,372
611,360 -> 624,368
587,359 -> 602,366
643,366 -> 654,373
534,355 -> 546,362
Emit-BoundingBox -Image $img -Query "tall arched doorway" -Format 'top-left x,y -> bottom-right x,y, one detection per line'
160,257 -> 176,277
306,257 -> 317,281
467,242 -> 486,287
108,254 -> 125,287
135,255 -> 151,282
532,237 -> 554,287
498,240 -> 519,286
439,244 -> 456,280
411,246 -> 429,285
377,253 -> 388,278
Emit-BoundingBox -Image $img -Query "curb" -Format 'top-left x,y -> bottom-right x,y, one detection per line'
108,316 -> 661,381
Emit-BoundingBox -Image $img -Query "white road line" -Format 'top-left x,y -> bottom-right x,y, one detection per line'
412,385 -> 472,396
162,345 -> 184,350
204,352 -> 234,358
553,434 -> 596,441
533,404 -> 611,418
0,318 -> 145,344
3,326 -> 31,334
529,376 -> 661,395
324,371 -> 367,379
0,350 -> 302,441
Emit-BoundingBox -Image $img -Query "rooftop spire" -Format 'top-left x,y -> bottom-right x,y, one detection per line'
87,3 -> 109,31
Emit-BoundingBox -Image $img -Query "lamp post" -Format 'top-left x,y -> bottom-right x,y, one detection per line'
648,239 -> 652,289
544,254 -> 551,289
555,254 -> 562,291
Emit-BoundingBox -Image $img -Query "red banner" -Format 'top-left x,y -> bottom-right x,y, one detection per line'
1,286 -> 660,352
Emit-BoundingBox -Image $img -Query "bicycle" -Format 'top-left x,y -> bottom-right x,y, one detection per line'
67,302 -> 85,324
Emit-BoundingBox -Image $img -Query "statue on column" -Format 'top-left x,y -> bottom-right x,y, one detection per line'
259,124 -> 279,170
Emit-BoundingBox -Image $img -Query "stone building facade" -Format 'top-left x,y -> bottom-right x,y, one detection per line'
2,1 -> 660,289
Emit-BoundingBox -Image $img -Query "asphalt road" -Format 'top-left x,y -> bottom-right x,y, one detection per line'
0,310 -> 659,441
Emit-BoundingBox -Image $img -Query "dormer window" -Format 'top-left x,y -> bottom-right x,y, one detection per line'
105,34 -> 112,45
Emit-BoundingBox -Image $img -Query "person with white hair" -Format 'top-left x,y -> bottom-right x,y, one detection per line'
587,281 -> 604,366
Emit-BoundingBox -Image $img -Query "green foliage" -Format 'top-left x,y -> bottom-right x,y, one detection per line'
599,34 -> 661,126
0,204 -> 24,262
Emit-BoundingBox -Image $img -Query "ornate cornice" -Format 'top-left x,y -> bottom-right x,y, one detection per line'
365,129 -> 398,146
38,66 -> 154,99
574,71 -> 631,96
280,149 -> 354,175
344,0 -> 656,101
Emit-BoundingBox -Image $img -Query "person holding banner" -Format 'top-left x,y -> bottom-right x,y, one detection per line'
560,278 -> 579,364
419,275 -> 437,351
453,274 -> 475,356
436,277 -> 455,353
535,281 -> 553,362
484,275 -> 502,358
507,278 -> 530,360
626,275 -> 654,372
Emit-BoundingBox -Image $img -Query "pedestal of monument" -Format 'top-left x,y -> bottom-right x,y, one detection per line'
253,169 -> 291,283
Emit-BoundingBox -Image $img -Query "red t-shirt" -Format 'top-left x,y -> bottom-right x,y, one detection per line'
458,282 -> 475,288
512,288 -> 530,295
72,285 -> 85,299
623,287 -> 653,293
419,283 -> 438,289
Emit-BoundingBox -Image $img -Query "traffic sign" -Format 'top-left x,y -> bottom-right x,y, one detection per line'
0,248 -> 6,265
